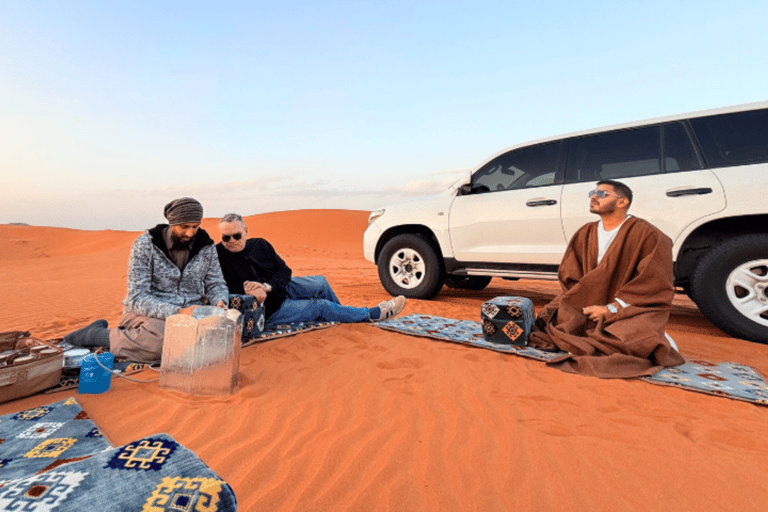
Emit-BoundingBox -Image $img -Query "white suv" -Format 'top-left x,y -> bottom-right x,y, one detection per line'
364,101 -> 768,344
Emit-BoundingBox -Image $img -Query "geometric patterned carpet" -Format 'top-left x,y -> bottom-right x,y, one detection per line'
646,360 -> 768,405
0,398 -> 111,482
243,320 -> 338,347
376,314 -> 768,407
0,399 -> 237,510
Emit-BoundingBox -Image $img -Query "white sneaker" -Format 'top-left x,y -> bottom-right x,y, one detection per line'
372,296 -> 406,322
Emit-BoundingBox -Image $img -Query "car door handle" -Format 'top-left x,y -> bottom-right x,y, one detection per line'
666,187 -> 713,197
526,198 -> 557,207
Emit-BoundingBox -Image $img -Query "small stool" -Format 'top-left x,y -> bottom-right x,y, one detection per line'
481,296 -> 535,346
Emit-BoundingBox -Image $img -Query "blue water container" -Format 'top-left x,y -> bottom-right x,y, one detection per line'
78,353 -> 114,394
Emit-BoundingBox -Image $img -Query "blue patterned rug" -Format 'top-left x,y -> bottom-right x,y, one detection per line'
243,320 -> 338,347
0,399 -> 237,510
375,314 -> 768,407
0,398 -> 111,481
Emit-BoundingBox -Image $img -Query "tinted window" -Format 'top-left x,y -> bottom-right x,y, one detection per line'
472,141 -> 562,193
566,126 -> 660,183
663,122 -> 702,172
690,109 -> 768,167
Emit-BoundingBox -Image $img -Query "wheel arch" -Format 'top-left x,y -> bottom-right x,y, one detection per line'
674,214 -> 768,289
374,225 -> 446,265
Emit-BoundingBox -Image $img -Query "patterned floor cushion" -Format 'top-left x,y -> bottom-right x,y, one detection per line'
481,296 -> 535,346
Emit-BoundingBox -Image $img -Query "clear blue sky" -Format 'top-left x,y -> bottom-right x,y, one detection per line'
2,0 -> 766,230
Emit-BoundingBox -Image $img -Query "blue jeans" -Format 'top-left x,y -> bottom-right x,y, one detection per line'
285,275 -> 340,304
269,275 -> 371,324
267,298 -> 371,324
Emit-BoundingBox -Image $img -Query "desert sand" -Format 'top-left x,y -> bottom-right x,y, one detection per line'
2,209 -> 768,511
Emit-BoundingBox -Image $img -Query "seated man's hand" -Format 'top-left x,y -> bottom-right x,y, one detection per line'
244,281 -> 267,303
582,305 -> 611,322
215,300 -> 227,309
178,305 -> 199,316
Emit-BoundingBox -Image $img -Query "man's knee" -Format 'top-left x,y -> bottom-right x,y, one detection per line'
316,299 -> 346,319
110,314 -> 165,364
315,276 -> 340,303
310,275 -> 333,294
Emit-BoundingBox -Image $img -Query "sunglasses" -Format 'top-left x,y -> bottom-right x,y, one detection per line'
221,233 -> 243,242
588,190 -> 622,199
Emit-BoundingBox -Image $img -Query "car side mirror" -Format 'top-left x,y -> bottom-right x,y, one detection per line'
458,184 -> 473,196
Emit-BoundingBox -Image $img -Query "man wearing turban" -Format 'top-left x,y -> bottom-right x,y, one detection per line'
64,197 -> 229,363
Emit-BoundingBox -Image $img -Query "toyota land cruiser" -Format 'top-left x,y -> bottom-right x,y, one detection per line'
364,101 -> 768,344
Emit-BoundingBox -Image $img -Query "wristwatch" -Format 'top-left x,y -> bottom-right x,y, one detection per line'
263,283 -> 273,293
607,304 -> 618,314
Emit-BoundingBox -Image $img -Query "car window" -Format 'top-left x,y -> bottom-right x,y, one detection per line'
689,109 -> 768,167
566,126 -> 661,182
472,141 -> 562,193
663,122 -> 702,172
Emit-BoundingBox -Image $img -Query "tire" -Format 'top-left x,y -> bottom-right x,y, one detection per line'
690,234 -> 768,344
444,275 -> 493,290
378,234 -> 445,299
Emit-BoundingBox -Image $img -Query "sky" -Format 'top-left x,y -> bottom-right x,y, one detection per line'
1,0 -> 766,231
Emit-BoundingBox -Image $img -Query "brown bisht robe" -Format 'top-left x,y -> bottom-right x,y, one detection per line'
529,216 -> 685,378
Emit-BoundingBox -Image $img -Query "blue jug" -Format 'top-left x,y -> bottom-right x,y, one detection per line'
78,353 -> 114,394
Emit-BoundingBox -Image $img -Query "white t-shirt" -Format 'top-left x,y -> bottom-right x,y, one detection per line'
595,215 -> 634,312
596,215 -> 631,265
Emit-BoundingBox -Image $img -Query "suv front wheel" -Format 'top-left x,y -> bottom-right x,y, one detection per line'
378,234 -> 445,299
691,234 -> 768,344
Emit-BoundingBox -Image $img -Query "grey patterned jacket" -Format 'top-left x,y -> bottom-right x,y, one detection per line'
122,225 -> 229,320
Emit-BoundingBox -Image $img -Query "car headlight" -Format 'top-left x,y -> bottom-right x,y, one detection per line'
368,209 -> 385,225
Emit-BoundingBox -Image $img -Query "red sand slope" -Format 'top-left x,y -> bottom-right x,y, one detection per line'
1,210 -> 767,511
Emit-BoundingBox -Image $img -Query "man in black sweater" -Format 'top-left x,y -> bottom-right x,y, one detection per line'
215,213 -> 406,324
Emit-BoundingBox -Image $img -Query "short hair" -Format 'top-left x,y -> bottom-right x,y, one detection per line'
220,213 -> 244,224
597,179 -> 633,205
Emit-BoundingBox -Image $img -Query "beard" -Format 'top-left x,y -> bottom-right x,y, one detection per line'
590,198 -> 617,215
169,231 -> 194,250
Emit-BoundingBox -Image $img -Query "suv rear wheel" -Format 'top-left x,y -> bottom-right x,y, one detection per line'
691,234 -> 768,344
378,234 -> 445,299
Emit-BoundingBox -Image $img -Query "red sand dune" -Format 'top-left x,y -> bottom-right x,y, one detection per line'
2,209 -> 768,511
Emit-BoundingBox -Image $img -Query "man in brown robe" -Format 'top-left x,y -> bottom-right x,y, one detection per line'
529,180 -> 685,378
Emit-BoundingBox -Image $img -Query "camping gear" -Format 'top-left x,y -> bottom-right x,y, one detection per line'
63,347 -> 91,369
0,331 -> 64,404
159,306 -> 242,395
78,352 -> 114,394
